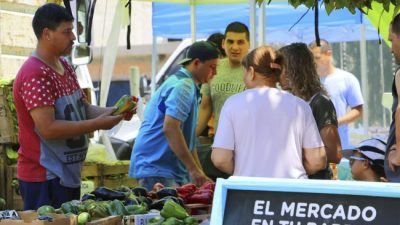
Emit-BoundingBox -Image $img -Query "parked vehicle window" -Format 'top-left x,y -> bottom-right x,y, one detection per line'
157,46 -> 190,86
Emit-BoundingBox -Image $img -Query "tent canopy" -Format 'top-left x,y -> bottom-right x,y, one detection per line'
152,2 -> 379,43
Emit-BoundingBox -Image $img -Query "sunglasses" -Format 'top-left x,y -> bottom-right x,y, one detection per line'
349,155 -> 367,166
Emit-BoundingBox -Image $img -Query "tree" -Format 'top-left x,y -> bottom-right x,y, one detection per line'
257,0 -> 400,45
258,0 -> 400,15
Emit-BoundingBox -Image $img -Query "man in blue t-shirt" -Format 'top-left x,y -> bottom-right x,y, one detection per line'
309,40 -> 364,149
129,41 -> 219,190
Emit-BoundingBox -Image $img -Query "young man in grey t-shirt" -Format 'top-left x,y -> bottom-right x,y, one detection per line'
197,22 -> 250,136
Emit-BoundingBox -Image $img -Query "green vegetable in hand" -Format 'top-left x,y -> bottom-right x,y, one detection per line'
112,95 -> 138,116
160,200 -> 189,220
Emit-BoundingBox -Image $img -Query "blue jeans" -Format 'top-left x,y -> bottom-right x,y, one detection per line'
19,178 -> 80,210
138,177 -> 182,191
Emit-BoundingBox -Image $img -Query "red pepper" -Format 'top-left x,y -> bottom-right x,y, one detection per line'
178,192 -> 191,203
187,189 -> 213,204
199,181 -> 215,192
176,183 -> 197,195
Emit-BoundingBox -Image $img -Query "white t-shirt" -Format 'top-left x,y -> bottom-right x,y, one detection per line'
212,87 -> 324,179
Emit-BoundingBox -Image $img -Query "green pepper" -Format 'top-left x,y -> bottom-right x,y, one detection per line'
97,201 -> 111,209
125,203 -> 148,215
89,205 -> 109,219
89,204 -> 110,218
160,200 -> 189,220
148,216 -> 165,225
84,202 -> 97,212
77,204 -> 87,214
106,199 -> 129,216
161,217 -> 184,225
61,202 -> 75,214
183,216 -> 198,225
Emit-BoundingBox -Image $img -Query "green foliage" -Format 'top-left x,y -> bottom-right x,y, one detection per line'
6,145 -> 18,164
0,79 -> 18,140
258,0 -> 399,15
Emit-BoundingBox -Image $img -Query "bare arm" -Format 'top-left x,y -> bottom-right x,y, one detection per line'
164,115 -> 210,186
196,95 -> 212,136
30,105 -> 123,140
192,148 -> 203,169
337,105 -> 363,126
84,100 -> 114,119
211,148 -> 234,175
389,70 -> 400,171
303,147 -> 327,175
319,125 -> 342,164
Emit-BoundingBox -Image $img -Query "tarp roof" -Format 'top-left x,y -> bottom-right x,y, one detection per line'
152,2 -> 380,43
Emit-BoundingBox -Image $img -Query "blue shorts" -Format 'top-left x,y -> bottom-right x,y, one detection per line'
19,178 -> 80,210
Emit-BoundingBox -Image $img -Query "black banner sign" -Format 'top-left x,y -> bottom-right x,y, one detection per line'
223,189 -> 400,225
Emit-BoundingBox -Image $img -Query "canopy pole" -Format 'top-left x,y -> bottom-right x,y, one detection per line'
339,42 -> 344,69
258,0 -> 265,46
151,35 -> 158,95
360,24 -> 369,134
191,4 -> 196,42
249,0 -> 256,50
379,42 -> 386,126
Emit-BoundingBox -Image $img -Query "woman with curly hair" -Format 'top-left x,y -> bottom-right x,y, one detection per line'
280,43 -> 342,180
211,45 -> 327,179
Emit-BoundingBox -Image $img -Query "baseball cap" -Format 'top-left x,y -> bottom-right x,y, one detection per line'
342,137 -> 387,168
178,41 -> 220,65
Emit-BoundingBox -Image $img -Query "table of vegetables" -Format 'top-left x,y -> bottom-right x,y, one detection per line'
0,181 -> 214,225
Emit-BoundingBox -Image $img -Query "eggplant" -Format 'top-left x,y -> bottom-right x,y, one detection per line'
156,188 -> 178,199
132,187 -> 148,197
116,185 -> 131,193
81,193 -> 96,201
93,187 -> 126,200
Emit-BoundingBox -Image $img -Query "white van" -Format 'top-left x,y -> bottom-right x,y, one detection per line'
107,39 -> 194,159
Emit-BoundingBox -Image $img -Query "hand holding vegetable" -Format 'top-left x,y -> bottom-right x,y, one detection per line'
188,168 -> 211,188
112,95 -> 138,120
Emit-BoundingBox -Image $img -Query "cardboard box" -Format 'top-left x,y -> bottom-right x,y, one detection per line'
122,212 -> 160,225
0,211 -> 70,225
80,180 -> 95,199
6,165 -> 23,210
69,215 -> 121,225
